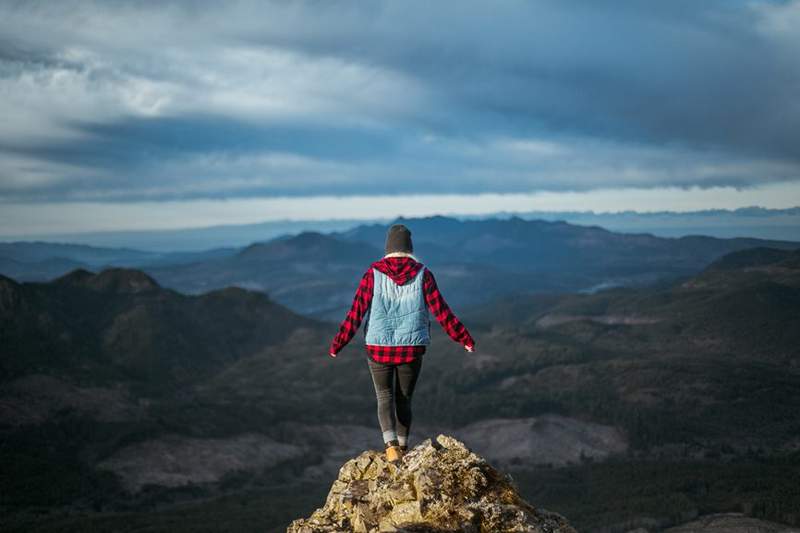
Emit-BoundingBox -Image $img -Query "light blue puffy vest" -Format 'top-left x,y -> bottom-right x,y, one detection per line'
364,266 -> 431,346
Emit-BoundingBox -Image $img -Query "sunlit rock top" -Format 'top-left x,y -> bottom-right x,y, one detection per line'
288,434 -> 576,533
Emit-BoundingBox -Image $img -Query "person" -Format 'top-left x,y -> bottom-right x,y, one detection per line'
328,223 -> 475,464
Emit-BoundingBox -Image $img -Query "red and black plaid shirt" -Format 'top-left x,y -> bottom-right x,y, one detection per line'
329,256 -> 475,364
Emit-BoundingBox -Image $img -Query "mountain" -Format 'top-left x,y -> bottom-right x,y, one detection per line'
143,231 -> 382,316
5,216 -> 798,322
0,255 -> 91,282
288,434 -> 576,533
455,245 -> 800,446
143,216 -> 800,320
334,215 -> 798,275
0,240 -> 239,282
2,248 -> 800,532
700,246 -> 800,272
496,206 -> 800,242
0,241 -> 159,265
0,267 -> 322,386
1,217 -> 380,252
5,207 -> 797,252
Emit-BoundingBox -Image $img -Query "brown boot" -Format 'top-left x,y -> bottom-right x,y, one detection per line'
385,445 -> 403,463
385,441 -> 403,463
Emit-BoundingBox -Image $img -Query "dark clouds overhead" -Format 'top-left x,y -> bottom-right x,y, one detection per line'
0,0 -> 799,203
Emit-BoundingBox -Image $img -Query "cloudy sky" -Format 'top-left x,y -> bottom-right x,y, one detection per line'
1,0 -> 799,236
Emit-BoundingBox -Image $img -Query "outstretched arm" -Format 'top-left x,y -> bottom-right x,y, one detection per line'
329,268 -> 374,356
423,269 -> 475,349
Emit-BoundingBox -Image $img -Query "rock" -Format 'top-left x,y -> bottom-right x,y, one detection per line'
287,434 -> 576,533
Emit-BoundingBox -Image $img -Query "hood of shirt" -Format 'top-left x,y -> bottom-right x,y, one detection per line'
370,255 -> 424,285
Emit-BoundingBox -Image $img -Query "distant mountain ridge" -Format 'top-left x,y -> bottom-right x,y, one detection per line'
0,240 -> 238,282
152,214 -> 798,319
3,206 -> 797,251
3,215 -> 799,322
333,215 -> 798,274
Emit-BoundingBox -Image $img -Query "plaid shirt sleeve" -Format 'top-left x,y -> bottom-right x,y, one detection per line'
329,268 -> 374,355
423,269 -> 475,348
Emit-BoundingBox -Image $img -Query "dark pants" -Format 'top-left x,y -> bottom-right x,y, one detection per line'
366,355 -> 423,446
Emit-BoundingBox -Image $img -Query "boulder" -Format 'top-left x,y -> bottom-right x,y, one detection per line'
288,434 -> 576,533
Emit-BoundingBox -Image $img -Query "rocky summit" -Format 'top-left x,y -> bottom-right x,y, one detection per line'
287,434 -> 576,533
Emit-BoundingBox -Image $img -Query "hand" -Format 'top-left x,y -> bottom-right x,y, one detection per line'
464,344 -> 474,353
329,352 -> 337,358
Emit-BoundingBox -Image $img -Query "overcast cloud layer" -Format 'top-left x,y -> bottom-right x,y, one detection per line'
1,0 -> 799,205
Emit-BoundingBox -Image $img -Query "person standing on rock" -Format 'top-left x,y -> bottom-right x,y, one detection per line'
328,223 -> 476,464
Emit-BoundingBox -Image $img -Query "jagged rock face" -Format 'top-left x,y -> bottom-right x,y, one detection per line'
288,434 -> 576,533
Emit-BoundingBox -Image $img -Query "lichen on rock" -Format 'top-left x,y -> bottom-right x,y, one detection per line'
287,434 -> 576,533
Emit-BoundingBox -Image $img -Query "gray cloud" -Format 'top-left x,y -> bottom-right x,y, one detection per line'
0,0 -> 798,203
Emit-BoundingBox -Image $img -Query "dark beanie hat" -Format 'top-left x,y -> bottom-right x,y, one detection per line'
385,224 -> 413,254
